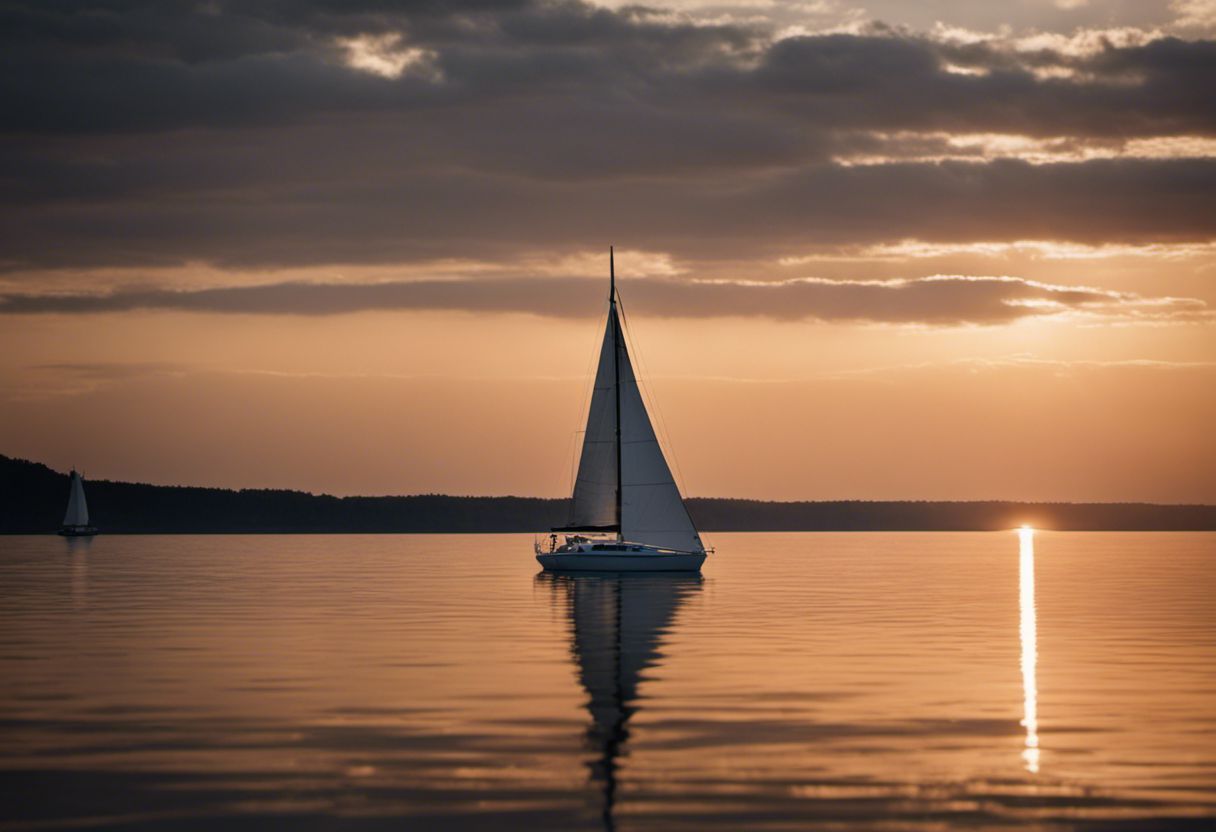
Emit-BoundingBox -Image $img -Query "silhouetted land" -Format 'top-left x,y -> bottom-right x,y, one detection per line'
3,454 -> 1213,534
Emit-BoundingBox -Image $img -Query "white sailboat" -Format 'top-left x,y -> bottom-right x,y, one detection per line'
59,469 -> 97,537
536,249 -> 708,572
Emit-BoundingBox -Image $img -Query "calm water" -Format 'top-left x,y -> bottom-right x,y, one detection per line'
1,532 -> 1214,831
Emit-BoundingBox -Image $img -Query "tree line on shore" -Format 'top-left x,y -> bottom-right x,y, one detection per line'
3,455 -> 1212,534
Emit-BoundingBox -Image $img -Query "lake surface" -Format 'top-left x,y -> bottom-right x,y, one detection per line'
1,532 -> 1214,831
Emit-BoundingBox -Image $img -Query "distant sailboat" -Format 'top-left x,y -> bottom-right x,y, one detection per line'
536,248 -> 708,572
59,469 -> 97,537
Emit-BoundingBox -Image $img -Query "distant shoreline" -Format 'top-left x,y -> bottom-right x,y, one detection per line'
7,530 -> 1214,536
4,455 -> 1214,534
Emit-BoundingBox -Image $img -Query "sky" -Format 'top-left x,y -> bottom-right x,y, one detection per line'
1,0 -> 1214,503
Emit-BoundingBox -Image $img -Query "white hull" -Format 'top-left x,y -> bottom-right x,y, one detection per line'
537,550 -> 705,572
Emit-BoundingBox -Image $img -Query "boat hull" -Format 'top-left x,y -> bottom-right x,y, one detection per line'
58,527 -> 97,537
537,551 -> 705,573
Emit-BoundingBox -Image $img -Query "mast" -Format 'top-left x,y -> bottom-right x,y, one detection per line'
559,245 -> 700,551
610,246 -> 623,540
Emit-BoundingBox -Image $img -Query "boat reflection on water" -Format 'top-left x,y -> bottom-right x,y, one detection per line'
536,572 -> 702,831
65,534 -> 92,609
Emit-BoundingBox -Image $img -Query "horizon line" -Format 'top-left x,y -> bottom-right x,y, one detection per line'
6,453 -> 1213,510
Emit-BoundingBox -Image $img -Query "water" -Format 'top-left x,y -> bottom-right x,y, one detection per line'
1,532 -> 1214,830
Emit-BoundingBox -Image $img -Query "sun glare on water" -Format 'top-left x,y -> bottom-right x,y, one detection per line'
1019,525 -> 1040,773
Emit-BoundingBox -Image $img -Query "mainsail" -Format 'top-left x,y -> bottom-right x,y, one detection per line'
563,255 -> 704,554
63,470 -> 90,528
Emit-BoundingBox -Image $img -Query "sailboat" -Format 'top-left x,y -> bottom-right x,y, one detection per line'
536,248 -> 708,572
58,469 -> 98,537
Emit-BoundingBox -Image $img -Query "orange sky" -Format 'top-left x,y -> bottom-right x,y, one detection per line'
3,271 -> 1212,502
1,1 -> 1213,502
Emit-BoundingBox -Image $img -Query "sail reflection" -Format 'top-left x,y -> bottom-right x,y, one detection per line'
537,572 -> 701,831
1018,526 -> 1040,774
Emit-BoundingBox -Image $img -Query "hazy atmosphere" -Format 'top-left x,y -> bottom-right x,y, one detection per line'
2,0 -> 1214,501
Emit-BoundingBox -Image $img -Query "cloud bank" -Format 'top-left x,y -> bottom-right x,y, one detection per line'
0,0 -> 1213,275
1,275 -> 1204,325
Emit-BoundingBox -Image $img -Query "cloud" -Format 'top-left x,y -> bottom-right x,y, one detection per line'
1172,0 -> 1216,31
2,155 -> 1213,272
30,361 -> 186,380
0,274 -> 1206,325
3,5 -> 1212,139
0,1 -> 1212,274
782,239 -> 1216,263
833,132 -> 1216,165
827,355 -> 1216,380
338,33 -> 441,80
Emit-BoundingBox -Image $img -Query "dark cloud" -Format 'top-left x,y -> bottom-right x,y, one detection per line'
1,275 -> 1205,325
752,34 -> 1216,139
2,4 -> 1211,138
1,156 -> 1211,270
0,0 -> 1213,273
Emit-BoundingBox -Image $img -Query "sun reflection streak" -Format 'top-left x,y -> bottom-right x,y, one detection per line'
1019,525 -> 1040,774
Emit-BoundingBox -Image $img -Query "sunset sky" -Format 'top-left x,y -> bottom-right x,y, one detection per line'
1,0 -> 1213,502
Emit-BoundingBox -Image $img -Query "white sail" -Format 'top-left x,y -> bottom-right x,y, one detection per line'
63,470 -> 89,528
617,329 -> 703,553
566,304 -> 703,554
